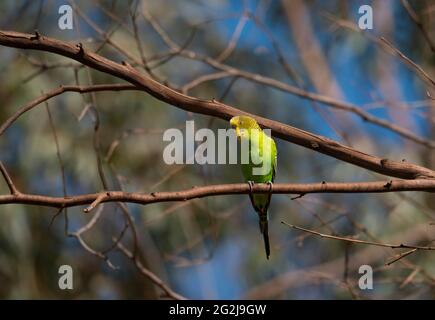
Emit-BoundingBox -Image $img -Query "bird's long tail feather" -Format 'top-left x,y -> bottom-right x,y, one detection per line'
259,214 -> 270,259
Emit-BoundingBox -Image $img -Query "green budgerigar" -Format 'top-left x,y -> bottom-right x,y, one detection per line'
230,116 -> 277,259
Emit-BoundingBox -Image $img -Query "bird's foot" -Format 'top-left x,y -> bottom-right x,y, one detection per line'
247,181 -> 257,210
267,181 -> 273,194
248,181 -> 255,201
248,180 -> 255,193
265,181 -> 273,212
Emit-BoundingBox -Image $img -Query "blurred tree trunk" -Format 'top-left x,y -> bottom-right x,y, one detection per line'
374,0 -> 417,147
281,0 -> 363,140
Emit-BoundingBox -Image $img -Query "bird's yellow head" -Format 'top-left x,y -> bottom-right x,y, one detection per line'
230,116 -> 261,138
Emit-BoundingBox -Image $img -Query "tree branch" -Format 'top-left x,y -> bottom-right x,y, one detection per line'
116,241 -> 186,300
1,30 -> 435,179
400,0 -> 435,54
0,161 -> 19,195
0,84 -> 138,136
380,37 -> 435,88
281,221 -> 435,251
1,180 -> 435,209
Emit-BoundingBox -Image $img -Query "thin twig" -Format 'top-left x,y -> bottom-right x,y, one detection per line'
281,221 -> 435,251
84,193 -> 107,213
116,241 -> 186,300
385,249 -> 418,266
215,12 -> 248,62
401,0 -> 435,53
380,37 -> 435,88
0,84 -> 138,136
69,205 -> 118,270
45,100 -> 69,234
0,161 -> 19,195
182,71 -> 231,94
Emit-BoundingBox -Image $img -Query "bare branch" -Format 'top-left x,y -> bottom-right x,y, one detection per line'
68,205 -> 118,270
0,84 -> 138,136
182,71 -> 231,94
45,100 -> 69,234
1,180 -> 435,208
0,161 -> 19,195
385,249 -> 418,266
401,0 -> 435,53
215,12 -> 248,62
116,241 -> 186,300
380,37 -> 435,88
83,193 -> 107,213
281,221 -> 435,251
323,13 -> 435,88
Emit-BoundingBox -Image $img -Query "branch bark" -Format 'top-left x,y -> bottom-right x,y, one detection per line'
1,180 -> 435,209
1,30 -> 435,179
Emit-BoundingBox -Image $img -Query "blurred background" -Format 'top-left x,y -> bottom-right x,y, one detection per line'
0,0 -> 434,299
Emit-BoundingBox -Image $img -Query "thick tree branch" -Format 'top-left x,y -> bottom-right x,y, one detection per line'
1,30 -> 435,179
1,180 -> 435,209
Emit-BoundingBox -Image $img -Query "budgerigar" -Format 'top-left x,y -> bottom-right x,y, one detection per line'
230,116 -> 277,259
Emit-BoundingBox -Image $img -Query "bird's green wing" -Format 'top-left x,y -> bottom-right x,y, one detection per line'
270,136 -> 277,183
